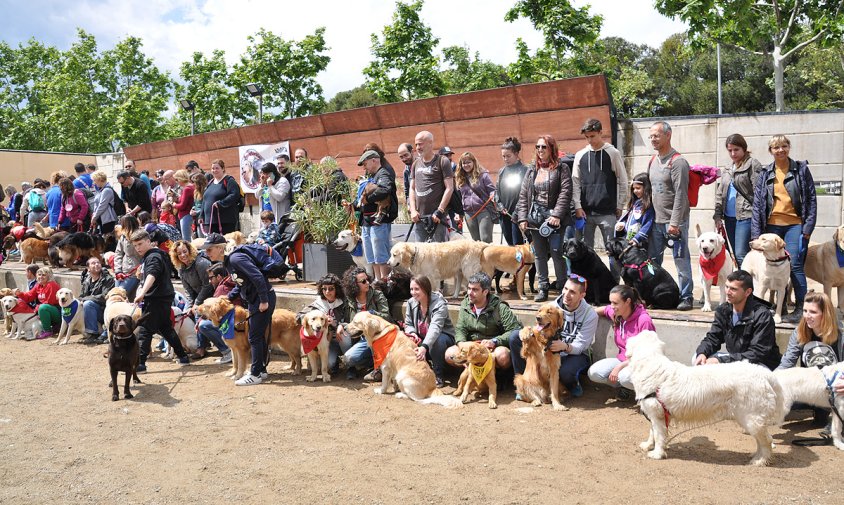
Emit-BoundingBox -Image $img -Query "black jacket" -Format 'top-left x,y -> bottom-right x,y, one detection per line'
357,165 -> 398,225
695,297 -> 781,370
124,178 -> 152,214
79,269 -> 116,306
141,248 -> 174,301
515,159 -> 573,226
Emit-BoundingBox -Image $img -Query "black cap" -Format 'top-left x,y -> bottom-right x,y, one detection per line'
197,233 -> 226,250
438,146 -> 454,156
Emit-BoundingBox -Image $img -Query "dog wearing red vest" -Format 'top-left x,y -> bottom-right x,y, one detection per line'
696,225 -> 733,312
300,310 -> 331,382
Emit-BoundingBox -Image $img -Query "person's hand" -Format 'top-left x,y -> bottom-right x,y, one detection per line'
410,210 -> 420,223
575,208 -> 586,219
834,375 -> 844,395
615,221 -> 625,232
668,224 -> 680,236
547,216 -> 560,228
519,221 -> 528,232
13,289 -> 20,296
341,200 -> 352,211
335,325 -> 345,340
803,233 -> 810,240
481,339 -> 495,350
693,354 -> 707,366
549,340 -> 568,353
406,333 -> 421,345
134,293 -> 144,304
609,364 -> 623,384
414,346 -> 427,361
431,212 -> 441,224
713,218 -> 722,229
258,301 -> 269,312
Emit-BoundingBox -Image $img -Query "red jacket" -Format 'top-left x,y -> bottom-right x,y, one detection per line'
19,281 -> 60,307
175,184 -> 195,219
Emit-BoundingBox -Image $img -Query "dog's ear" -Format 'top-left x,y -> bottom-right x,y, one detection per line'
695,223 -> 702,238
108,317 -> 119,334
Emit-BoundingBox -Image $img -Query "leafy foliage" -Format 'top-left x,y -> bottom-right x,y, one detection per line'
441,45 -> 514,93
324,85 -> 383,113
290,158 -> 355,244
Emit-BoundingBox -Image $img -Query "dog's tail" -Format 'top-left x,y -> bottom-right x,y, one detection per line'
416,391 -> 463,409
768,374 -> 787,426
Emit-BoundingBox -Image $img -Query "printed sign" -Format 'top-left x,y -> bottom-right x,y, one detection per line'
814,180 -> 841,196
238,141 -> 290,194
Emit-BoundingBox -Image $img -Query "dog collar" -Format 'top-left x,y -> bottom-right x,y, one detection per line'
767,251 -> 790,265
642,389 -> 671,428
299,326 -> 324,355
470,352 -> 494,385
61,300 -> 79,323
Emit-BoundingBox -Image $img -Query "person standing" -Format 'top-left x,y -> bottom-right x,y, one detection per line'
454,152 -> 496,243
259,162 -> 291,220
397,142 -> 415,203
201,160 -> 241,235
647,121 -> 694,311
117,170 -> 153,217
57,177 -> 89,231
572,119 -> 627,282
714,133 -> 763,266
43,171 -> 70,229
407,131 -> 455,243
495,137 -> 528,246
751,134 -> 816,323
172,170 -> 195,240
88,170 -> 118,234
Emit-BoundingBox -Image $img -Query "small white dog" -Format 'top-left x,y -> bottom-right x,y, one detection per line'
696,226 -> 733,312
741,234 -> 791,323
162,306 -> 200,359
332,229 -> 373,276
1,295 -> 43,340
626,331 -> 783,466
775,361 -> 844,450
55,288 -> 86,345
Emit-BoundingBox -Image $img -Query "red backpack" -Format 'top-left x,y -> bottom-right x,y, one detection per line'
649,152 -> 704,207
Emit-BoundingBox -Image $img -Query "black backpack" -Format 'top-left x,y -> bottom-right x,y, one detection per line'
109,186 -> 126,216
222,175 -> 245,213
232,243 -> 288,279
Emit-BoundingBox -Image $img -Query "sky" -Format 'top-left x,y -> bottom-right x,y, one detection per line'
0,0 -> 688,98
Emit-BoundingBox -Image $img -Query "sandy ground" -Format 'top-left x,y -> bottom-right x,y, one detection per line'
0,335 -> 840,505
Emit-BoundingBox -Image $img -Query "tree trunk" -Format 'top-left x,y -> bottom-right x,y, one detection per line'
772,45 -> 785,112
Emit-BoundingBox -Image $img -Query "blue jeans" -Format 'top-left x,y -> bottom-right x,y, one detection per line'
117,276 -> 140,301
180,214 -> 193,241
427,333 -> 455,380
724,217 -> 751,266
529,229 -> 565,289
500,214 -> 524,246
197,319 -> 230,353
329,332 -> 354,371
362,223 -> 391,264
509,331 -> 590,391
648,221 -> 693,302
82,300 -> 105,336
343,339 -> 373,370
765,223 -> 808,303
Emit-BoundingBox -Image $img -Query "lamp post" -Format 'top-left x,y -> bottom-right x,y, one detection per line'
246,83 -> 264,124
179,99 -> 196,136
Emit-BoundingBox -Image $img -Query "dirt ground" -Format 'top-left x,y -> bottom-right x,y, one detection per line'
0,336 -> 840,505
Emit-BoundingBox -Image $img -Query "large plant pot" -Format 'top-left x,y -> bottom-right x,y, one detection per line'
302,243 -> 357,282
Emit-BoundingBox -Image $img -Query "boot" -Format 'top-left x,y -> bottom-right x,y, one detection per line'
782,303 -> 803,324
534,285 -> 549,302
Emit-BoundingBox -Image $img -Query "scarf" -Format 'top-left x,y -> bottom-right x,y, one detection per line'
699,246 -> 726,285
61,300 -> 79,323
220,309 -> 236,340
300,326 -> 324,355
470,352 -> 494,385
837,243 -> 844,269
370,325 -> 399,370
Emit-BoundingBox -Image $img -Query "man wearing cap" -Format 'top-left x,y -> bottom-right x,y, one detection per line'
343,150 -> 398,281
408,131 -> 455,243
200,233 -> 276,386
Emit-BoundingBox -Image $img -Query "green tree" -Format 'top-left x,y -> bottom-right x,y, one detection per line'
176,49 -> 253,133
233,27 -> 331,120
786,43 -> 844,109
655,0 -> 844,111
440,45 -> 513,93
364,0 -> 444,102
324,85 -> 382,112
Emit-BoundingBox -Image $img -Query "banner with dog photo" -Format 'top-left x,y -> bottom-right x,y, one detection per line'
238,141 -> 290,194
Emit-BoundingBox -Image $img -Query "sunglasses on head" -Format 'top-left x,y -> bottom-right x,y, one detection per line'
568,274 -> 588,291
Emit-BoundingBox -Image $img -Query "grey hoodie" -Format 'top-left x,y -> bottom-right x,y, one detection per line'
553,294 -> 598,356
404,291 -> 456,349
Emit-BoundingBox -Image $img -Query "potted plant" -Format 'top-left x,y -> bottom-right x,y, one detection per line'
290,157 -> 357,281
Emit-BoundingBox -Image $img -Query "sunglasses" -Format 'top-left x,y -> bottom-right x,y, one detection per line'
357,278 -> 369,285
535,145 -> 548,150
568,274 -> 588,291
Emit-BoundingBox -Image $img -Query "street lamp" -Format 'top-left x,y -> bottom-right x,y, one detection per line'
179,99 -> 196,136
246,83 -> 263,124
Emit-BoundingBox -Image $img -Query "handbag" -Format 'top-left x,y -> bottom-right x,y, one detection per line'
527,202 -> 550,228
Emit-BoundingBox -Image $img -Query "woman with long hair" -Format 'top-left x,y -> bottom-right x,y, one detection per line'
515,135 -> 573,301
57,177 -> 89,231
714,133 -> 763,265
403,275 -> 456,388
615,173 -> 655,247
170,240 -> 214,358
190,171 -> 208,237
455,152 -> 496,243
335,266 -> 391,380
496,137 -> 528,246
173,169 -> 195,240
259,162 -> 291,222
114,215 -> 142,299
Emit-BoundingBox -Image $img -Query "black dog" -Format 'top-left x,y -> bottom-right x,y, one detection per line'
493,265 -> 537,297
562,238 -> 614,304
605,238 -> 680,309
46,231 -> 70,267
108,314 -> 144,401
373,269 -> 412,307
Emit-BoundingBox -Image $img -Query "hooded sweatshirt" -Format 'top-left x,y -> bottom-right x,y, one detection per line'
553,294 -> 598,356
572,142 -> 628,215
603,304 -> 655,361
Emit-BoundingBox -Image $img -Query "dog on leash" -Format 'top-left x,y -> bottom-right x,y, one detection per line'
514,303 -> 566,411
333,229 -> 374,276
606,238 -> 681,310
54,232 -> 104,270
388,240 -> 487,298
626,331 -> 783,466
696,225 -> 733,312
741,233 -> 790,323
480,243 -> 536,300
563,238 -> 614,304
804,225 -> 844,313
196,297 -> 251,380
55,288 -> 86,345
775,361 -> 844,450
1,295 -> 42,340
451,341 -> 498,408
300,310 -> 331,382
108,314 -> 143,401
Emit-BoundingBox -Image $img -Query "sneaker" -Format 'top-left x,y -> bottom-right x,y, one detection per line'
95,335 -> 108,345
676,298 -> 693,311
362,369 -> 381,382
435,376 -> 445,388
569,383 -> 583,398
178,356 -> 190,366
81,333 -> 99,344
216,351 -> 232,364
259,371 -> 268,380
37,330 -> 54,340
136,363 -> 147,373
346,368 -> 358,380
235,373 -> 262,386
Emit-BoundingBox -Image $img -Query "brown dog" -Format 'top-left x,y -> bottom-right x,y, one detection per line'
196,297 -> 251,380
300,310 -> 331,382
480,243 -> 536,300
270,308 -> 303,375
514,303 -> 567,411
108,314 -> 143,401
805,225 -> 844,312
452,341 -> 498,408
19,237 -> 50,265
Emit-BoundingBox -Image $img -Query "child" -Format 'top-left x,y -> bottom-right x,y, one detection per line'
25,264 -> 40,308
615,173 -> 655,247
159,201 -> 177,226
256,210 -> 281,247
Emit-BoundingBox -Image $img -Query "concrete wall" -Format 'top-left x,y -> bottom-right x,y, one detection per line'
0,150 -> 97,191
618,110 -> 844,253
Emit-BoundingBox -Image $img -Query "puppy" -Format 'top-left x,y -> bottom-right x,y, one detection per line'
300,310 -> 331,382
55,232 -> 103,270
333,229 -> 372,276
514,303 -> 566,411
451,341 -> 498,408
2,295 -> 42,340
108,314 -> 143,401
606,238 -> 680,310
741,233 -> 790,323
626,331 -> 783,466
196,297 -> 251,380
480,244 -> 536,300
345,312 -> 461,408
804,225 -> 844,313
696,226 -> 733,312
19,237 -> 50,265
270,308 -> 303,375
55,288 -> 86,345
563,238 -> 613,304
775,361 -> 844,450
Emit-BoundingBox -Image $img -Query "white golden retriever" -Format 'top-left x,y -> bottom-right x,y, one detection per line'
741,234 -> 790,323
626,331 -> 783,466
387,240 -> 487,298
775,361 -> 844,450
695,226 -> 733,312
55,288 -> 86,345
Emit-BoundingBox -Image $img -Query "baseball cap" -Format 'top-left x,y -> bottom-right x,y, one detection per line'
197,233 -> 227,250
439,146 -> 454,156
357,150 -> 380,166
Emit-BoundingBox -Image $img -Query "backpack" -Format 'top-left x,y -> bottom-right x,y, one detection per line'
28,191 -> 45,212
222,175 -> 245,213
286,170 -> 304,196
109,186 -> 127,216
233,243 -> 288,279
648,152 -> 703,207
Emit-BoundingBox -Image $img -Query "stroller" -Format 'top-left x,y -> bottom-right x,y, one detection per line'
272,213 -> 304,281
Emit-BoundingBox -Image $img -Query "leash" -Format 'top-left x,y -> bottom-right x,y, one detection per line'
468,195 -> 495,221
716,222 -> 738,269
826,370 -> 844,426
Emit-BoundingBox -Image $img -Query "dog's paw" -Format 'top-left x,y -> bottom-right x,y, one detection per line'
552,403 -> 569,412
701,303 -> 712,312
774,314 -> 783,324
373,387 -> 384,395
322,375 -> 331,383
395,392 -> 408,399
749,456 -> 770,467
112,395 -> 119,401
531,399 -> 542,407
640,440 -> 655,451
646,449 -> 666,460
489,401 -> 498,409
832,439 -> 844,451
306,376 -> 316,382
125,393 -> 133,400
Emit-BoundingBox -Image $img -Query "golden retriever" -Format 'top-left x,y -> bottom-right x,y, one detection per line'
741,233 -> 790,323
804,225 -> 844,312
104,287 -> 141,333
387,240 -> 487,298
480,243 -> 535,300
33,223 -> 56,239
695,225 -> 733,312
270,309 -> 303,375
19,237 -> 50,265
514,302 -> 566,411
55,288 -> 85,345
300,310 -> 331,382
345,312 -> 461,408
196,297 -> 251,380
451,341 -> 498,408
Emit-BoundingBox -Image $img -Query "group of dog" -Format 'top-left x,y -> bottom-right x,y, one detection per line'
2,223 -> 111,270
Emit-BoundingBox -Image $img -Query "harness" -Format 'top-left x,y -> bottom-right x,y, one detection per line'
624,258 -> 655,281
513,249 -> 534,277
826,370 -> 844,425
642,389 -> 671,428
